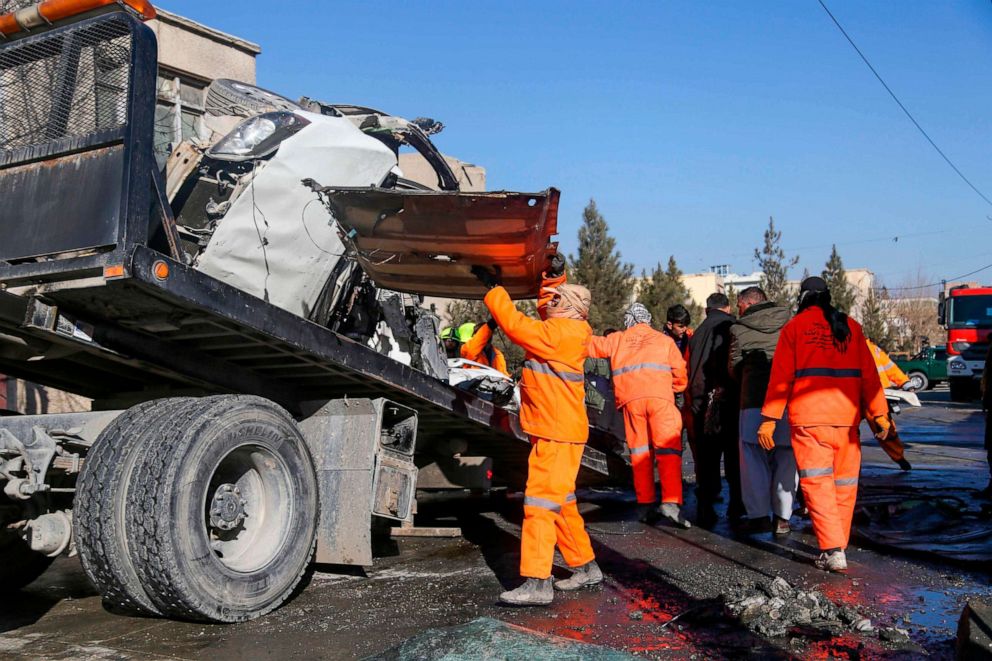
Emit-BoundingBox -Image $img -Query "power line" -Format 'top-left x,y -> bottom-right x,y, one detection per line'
816,0 -> 992,207
881,262 -> 992,292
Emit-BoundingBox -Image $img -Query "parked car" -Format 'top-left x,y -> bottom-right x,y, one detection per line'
896,345 -> 948,391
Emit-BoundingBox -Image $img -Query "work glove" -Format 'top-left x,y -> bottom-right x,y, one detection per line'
757,418 -> 777,451
546,252 -> 566,279
486,317 -> 498,330
873,415 -> 891,441
471,265 -> 502,290
901,382 -> 916,392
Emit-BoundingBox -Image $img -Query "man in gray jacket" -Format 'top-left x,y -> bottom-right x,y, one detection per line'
728,287 -> 796,535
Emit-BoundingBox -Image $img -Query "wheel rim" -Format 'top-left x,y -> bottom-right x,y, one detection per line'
909,375 -> 925,390
203,444 -> 293,573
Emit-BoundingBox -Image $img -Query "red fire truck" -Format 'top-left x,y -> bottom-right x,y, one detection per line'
940,284 -> 992,401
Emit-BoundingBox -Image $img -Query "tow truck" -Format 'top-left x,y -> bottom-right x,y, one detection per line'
0,0 -> 624,622
939,285 -> 992,402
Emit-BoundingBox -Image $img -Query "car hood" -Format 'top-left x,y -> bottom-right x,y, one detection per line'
314,187 -> 560,299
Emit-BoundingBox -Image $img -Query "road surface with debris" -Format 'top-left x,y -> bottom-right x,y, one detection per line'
2,390 -> 988,660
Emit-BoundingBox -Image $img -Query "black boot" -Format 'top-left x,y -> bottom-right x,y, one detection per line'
897,458 -> 912,471
637,503 -> 659,524
499,578 -> 554,606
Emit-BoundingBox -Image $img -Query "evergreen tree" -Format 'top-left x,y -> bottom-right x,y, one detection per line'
754,216 -> 799,306
726,284 -> 739,314
639,256 -> 703,329
821,244 -> 857,314
859,287 -> 892,348
569,199 -> 635,333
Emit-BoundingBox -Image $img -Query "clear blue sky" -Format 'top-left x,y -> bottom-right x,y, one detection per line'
161,0 -> 992,288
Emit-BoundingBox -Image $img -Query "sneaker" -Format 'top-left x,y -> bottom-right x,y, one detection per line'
553,561 -> 604,591
659,503 -> 692,529
814,550 -> 848,573
499,578 -> 554,606
773,517 -> 791,536
637,503 -> 659,524
897,458 -> 912,471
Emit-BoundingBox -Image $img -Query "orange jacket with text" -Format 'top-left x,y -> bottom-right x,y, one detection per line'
587,324 -> 687,407
460,324 -> 509,376
761,306 -> 887,426
867,339 -> 908,389
484,274 -> 590,443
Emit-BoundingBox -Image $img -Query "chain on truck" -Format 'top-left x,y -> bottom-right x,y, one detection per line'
0,0 -> 624,622
938,284 -> 992,402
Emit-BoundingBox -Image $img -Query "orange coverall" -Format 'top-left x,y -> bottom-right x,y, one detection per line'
485,274 -> 595,579
588,324 -> 688,505
460,323 -> 509,376
761,307 -> 887,551
867,339 -> 909,463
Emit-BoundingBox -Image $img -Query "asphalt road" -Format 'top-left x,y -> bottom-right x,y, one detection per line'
1,391 -> 989,660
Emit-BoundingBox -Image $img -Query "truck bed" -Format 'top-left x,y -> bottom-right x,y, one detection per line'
0,246 -> 625,486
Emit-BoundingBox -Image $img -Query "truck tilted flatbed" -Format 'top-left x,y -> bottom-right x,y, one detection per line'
0,2 -> 623,621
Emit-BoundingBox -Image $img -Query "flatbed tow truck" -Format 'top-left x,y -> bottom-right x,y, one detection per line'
0,0 -> 623,622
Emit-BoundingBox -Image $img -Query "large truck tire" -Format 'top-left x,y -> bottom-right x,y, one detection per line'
75,398 -> 194,615
125,396 -> 318,622
0,531 -> 54,593
949,378 -> 976,403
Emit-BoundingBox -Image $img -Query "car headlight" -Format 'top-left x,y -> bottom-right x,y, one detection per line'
208,111 -> 310,161
951,341 -> 971,353
950,361 -> 965,371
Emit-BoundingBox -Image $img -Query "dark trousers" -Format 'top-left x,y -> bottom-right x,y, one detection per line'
985,409 -> 991,478
693,410 -> 744,518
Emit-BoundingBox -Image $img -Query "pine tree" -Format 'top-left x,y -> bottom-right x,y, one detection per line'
726,284 -> 739,314
569,199 -> 635,333
859,287 -> 892,347
638,256 -> 703,329
754,216 -> 799,306
821,245 -> 857,314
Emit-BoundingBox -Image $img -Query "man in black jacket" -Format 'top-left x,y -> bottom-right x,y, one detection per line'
688,292 -> 742,527
729,287 -> 795,534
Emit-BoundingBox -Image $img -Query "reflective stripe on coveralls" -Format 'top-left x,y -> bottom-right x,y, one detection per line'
792,425 -> 861,551
520,439 -> 595,578
485,273 -> 594,579
866,339 -> 908,463
762,306 -> 886,552
588,324 -> 688,505
621,398 -> 684,504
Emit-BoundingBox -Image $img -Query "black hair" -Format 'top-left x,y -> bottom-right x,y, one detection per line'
706,292 -> 730,309
798,289 -> 851,349
738,286 -> 767,306
666,304 -> 691,325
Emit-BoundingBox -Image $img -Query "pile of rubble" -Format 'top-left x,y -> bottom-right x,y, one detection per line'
722,577 -> 873,638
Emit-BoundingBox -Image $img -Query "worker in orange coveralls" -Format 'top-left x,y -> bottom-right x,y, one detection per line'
472,253 -> 601,606
588,302 -> 690,528
759,277 -> 888,573
460,320 -> 509,376
866,338 -> 913,471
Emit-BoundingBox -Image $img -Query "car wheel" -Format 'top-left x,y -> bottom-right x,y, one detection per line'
908,372 -> 928,392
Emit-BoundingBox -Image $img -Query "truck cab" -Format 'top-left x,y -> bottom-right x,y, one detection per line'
939,285 -> 992,401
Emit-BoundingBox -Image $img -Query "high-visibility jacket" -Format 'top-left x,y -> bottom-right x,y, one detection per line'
460,324 -> 509,376
867,339 -> 908,389
587,323 -> 687,408
485,274 -> 590,444
761,306 -> 887,427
